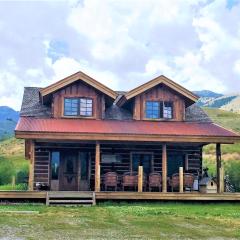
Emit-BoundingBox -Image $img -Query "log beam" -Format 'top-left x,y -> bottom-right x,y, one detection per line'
95,142 -> 101,192
162,144 -> 167,193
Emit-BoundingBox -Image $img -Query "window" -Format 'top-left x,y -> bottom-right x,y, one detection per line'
80,98 -> 93,116
64,98 -> 78,116
80,152 -> 89,180
145,101 -> 160,119
145,101 -> 173,119
132,153 -> 152,174
51,152 -> 60,180
64,97 -> 93,117
163,102 -> 173,119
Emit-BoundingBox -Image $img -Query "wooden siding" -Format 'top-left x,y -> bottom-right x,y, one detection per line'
133,84 -> 186,121
52,81 -> 104,119
33,148 -> 50,189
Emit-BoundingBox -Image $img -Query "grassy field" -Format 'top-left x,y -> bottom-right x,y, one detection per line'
0,203 -> 239,239
201,108 -> 240,178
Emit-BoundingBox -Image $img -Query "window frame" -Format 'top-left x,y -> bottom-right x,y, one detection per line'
51,151 -> 60,181
63,97 -> 94,118
64,98 -> 79,116
145,100 -> 174,120
79,97 -> 93,117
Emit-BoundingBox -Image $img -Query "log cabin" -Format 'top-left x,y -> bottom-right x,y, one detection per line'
15,71 -> 240,202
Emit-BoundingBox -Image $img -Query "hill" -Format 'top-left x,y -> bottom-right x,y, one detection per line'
0,106 -> 19,140
194,90 -> 223,98
195,91 -> 240,113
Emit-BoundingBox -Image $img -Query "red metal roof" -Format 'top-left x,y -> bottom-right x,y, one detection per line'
16,117 -> 239,138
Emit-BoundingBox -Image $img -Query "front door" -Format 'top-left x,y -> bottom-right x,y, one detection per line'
57,151 -> 91,191
60,151 -> 79,191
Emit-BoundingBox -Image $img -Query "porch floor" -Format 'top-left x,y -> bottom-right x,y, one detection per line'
1,191 -> 240,202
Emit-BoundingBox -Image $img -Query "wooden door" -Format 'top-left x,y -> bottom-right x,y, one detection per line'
60,151 -> 78,191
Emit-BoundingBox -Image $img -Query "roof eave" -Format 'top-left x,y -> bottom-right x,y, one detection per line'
40,71 -> 118,102
15,130 -> 240,144
116,75 -> 199,107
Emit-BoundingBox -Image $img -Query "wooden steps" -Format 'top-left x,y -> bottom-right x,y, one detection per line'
46,191 -> 95,206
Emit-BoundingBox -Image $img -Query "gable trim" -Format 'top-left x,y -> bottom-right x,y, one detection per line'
116,75 -> 199,106
40,71 -> 118,100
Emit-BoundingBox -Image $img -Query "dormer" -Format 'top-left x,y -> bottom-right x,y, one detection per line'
116,75 -> 199,121
40,72 -> 118,119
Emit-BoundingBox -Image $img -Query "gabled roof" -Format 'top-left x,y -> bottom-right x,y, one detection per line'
40,71 -> 118,102
116,75 -> 199,107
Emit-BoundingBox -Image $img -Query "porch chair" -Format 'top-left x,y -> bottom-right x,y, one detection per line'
149,172 -> 162,192
170,173 -> 195,191
103,172 -> 118,191
183,173 -> 195,191
122,172 -> 138,191
170,173 -> 180,192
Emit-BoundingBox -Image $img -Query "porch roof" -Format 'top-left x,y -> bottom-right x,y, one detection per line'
15,117 -> 240,143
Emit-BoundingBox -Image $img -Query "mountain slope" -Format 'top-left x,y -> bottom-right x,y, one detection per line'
0,106 -> 19,140
194,90 -> 223,98
195,90 -> 240,113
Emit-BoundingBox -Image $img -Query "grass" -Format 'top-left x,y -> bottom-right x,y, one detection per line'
0,137 -> 28,187
203,107 -> 240,133
201,108 -> 240,177
0,183 -> 28,190
0,203 -> 239,239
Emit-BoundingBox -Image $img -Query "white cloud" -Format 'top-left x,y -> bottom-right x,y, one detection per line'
234,59 -> 240,75
0,0 -> 240,110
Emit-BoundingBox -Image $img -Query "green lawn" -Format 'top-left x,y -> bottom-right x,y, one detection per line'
0,203 -> 240,239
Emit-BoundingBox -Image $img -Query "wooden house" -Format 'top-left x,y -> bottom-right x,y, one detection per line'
15,71 -> 240,202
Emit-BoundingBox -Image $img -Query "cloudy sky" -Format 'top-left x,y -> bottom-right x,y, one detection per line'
0,0 -> 240,110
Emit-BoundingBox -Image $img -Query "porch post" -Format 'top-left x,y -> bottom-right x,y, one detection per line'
28,140 -> 35,191
162,144 -> 167,193
138,166 -> 143,192
216,143 -> 222,193
220,167 -> 224,193
95,142 -> 101,192
179,167 -> 184,193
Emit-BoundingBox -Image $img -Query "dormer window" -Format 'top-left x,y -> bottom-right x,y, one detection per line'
145,101 -> 173,119
64,97 -> 93,117
79,98 -> 93,116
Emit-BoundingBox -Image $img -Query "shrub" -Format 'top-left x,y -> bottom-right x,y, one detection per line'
0,158 -> 14,185
225,161 -> 240,192
16,164 -> 29,184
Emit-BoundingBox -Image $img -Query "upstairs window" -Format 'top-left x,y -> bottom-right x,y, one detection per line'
145,101 -> 160,119
163,102 -> 173,119
64,98 -> 78,116
145,101 -> 173,119
64,97 -> 93,117
80,98 -> 93,116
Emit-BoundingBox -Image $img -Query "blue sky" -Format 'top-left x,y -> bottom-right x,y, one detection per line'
0,0 -> 240,110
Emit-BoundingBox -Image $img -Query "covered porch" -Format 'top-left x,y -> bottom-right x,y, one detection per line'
28,140 -> 226,194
